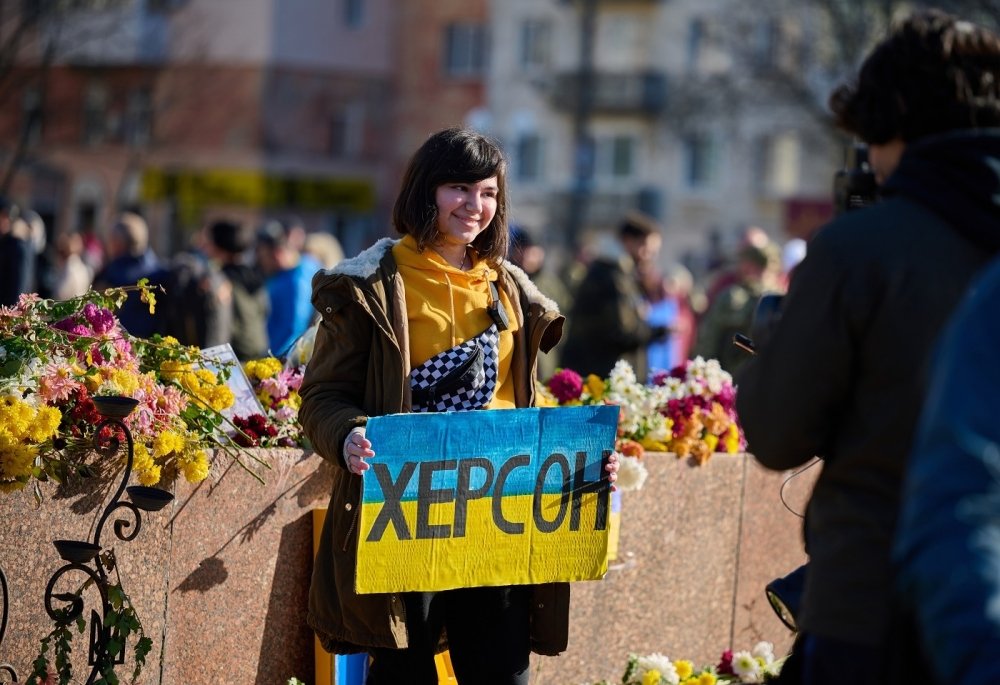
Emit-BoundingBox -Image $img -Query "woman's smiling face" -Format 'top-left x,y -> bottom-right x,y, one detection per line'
433,177 -> 499,249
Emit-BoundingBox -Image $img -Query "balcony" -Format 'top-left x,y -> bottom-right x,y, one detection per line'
543,70 -> 668,116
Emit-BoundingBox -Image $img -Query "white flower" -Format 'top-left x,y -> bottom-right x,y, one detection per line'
751,641 -> 774,665
732,650 -> 763,683
636,653 -> 679,685
615,455 -> 648,492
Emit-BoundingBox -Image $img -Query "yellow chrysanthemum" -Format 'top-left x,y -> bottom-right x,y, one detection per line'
132,444 -> 162,486
178,449 -> 210,483
245,358 -> 282,382
28,406 -> 62,443
723,423 -> 741,453
698,672 -> 717,685
160,360 -> 192,382
109,369 -> 141,396
285,392 -> 301,410
206,385 -> 234,412
194,368 -> 218,385
641,671 -> 661,685
704,433 -> 720,453
585,374 -> 606,401
640,436 -> 670,452
674,660 -> 694,680
0,443 -> 37,479
152,430 -> 186,458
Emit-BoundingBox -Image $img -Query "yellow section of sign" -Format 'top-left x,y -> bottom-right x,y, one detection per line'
356,492 -> 609,594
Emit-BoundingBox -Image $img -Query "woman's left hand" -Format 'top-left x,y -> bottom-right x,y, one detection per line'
605,451 -> 620,492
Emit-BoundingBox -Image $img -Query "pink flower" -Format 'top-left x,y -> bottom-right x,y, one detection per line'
260,376 -> 289,402
547,369 -> 584,403
38,363 -> 82,403
280,368 -> 304,391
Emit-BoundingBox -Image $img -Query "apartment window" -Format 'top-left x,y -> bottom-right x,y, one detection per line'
595,135 -> 636,181
343,0 -> 364,28
519,19 -> 551,71
444,23 -> 488,77
125,88 -> 152,147
21,87 -> 43,145
686,17 -> 705,72
83,81 -> 108,145
683,132 -> 720,189
756,132 -> 801,195
329,103 -> 365,158
515,133 -> 543,182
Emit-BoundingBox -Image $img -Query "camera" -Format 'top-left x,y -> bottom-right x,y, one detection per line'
833,143 -> 879,215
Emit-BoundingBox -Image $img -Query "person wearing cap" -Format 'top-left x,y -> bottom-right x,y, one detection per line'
204,219 -> 270,360
692,240 -> 777,374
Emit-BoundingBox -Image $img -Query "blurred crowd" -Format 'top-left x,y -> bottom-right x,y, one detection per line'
0,200 -> 344,362
1,185 -> 802,379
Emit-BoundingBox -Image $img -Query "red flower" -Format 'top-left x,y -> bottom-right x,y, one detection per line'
717,650 -> 734,675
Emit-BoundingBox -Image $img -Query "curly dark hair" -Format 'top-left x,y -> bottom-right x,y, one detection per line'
392,127 -> 510,263
830,10 -> 1000,143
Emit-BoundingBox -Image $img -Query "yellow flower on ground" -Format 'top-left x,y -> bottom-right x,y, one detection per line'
674,660 -> 694,680
641,670 -> 661,685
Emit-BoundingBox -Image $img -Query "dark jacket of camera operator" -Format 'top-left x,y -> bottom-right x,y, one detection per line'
735,11 -> 1000,683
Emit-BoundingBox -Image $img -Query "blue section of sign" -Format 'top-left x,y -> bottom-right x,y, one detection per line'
363,405 -> 618,504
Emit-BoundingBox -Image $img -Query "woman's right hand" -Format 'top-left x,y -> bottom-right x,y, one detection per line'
343,427 -> 374,475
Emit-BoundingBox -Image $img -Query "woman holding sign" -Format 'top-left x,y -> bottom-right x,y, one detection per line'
299,127 -> 619,684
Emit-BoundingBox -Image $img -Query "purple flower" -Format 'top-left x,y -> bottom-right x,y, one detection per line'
83,303 -> 116,335
547,369 -> 584,403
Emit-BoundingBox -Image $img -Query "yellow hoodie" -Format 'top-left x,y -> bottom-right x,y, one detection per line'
392,235 -> 518,409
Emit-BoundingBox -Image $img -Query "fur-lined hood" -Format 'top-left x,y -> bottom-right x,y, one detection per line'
318,237 -> 561,314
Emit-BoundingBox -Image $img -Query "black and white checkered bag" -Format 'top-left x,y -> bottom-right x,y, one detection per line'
409,324 -> 500,412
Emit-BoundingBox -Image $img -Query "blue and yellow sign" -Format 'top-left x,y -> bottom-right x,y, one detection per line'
356,405 -> 619,594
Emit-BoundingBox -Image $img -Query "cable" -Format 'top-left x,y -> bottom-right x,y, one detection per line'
779,457 -> 821,518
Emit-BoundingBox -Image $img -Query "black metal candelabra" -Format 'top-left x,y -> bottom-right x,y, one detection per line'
1,563 -> 16,683
42,395 -> 174,684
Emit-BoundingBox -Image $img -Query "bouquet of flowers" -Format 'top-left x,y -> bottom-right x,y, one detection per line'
233,357 -> 307,448
538,357 -> 746,465
0,285 -> 256,497
597,642 -> 783,685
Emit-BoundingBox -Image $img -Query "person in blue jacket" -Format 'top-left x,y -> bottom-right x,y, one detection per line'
893,256 -> 1000,684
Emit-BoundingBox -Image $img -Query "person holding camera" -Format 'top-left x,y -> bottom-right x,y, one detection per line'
734,11 -> 1000,685
299,127 -> 618,684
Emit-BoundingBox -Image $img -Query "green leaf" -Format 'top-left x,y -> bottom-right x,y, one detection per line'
76,615 -> 86,633
105,638 -> 122,658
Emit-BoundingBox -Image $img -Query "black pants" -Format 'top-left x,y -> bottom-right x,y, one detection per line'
366,586 -> 531,685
